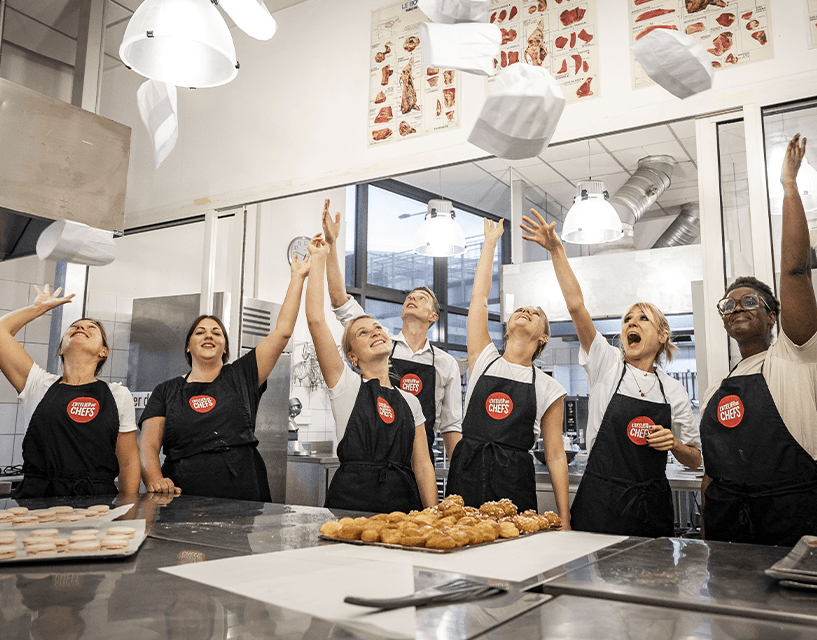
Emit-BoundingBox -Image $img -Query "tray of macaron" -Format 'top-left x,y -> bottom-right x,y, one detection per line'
0,519 -> 147,563
0,503 -> 135,530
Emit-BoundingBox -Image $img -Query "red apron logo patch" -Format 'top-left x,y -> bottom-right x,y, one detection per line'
486,392 -> 513,420
377,397 -> 395,424
627,416 -> 655,445
189,395 -> 217,413
718,395 -> 744,428
67,397 -> 99,423
400,374 -> 422,395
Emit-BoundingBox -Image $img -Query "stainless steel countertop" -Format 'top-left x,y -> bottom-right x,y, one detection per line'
286,454 -> 339,465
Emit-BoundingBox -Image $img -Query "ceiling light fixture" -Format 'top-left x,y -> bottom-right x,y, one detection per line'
561,181 -> 624,245
413,199 -> 467,257
120,0 -> 239,88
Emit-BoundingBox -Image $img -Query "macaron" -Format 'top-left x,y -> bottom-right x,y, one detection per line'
50,506 -> 74,514
0,510 -> 14,524
67,539 -> 100,553
55,514 -> 84,524
106,526 -> 136,539
33,509 -> 56,523
29,529 -> 59,539
12,516 -> 39,527
88,505 -> 110,515
0,531 -> 17,544
53,538 -> 69,552
0,544 -> 18,560
70,529 -> 100,538
75,509 -> 98,518
100,536 -> 130,551
26,542 -> 57,556
8,507 -> 29,516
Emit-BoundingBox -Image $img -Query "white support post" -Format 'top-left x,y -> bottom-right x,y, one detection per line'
201,210 -> 217,316
510,169 -> 525,264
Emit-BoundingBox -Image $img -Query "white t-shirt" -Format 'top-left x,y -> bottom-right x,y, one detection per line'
464,343 -> 567,441
332,297 -> 462,434
581,331 -> 699,453
18,363 -> 137,433
701,328 -> 817,460
328,366 -> 425,442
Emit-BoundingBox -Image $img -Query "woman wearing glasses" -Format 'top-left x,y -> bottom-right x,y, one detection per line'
520,211 -> 701,537
700,134 -> 817,546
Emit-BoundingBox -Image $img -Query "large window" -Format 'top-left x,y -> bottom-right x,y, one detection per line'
345,178 -> 510,353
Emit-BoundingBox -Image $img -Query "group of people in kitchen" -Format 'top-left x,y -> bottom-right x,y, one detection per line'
1,134 -> 815,547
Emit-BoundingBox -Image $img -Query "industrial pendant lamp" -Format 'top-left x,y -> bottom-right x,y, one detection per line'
119,0 -> 238,88
561,181 -> 624,244
413,199 -> 467,257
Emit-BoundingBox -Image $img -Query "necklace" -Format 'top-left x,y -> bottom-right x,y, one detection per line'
627,363 -> 657,397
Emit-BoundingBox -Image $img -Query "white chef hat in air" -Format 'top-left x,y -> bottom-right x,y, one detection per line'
36,220 -> 116,266
136,78 -> 179,168
420,22 -> 501,76
418,0 -> 489,23
468,64 -> 565,159
631,28 -> 714,100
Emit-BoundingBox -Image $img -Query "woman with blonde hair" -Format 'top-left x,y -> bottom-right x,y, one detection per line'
306,234 -> 437,512
522,209 -> 700,537
446,219 -> 570,522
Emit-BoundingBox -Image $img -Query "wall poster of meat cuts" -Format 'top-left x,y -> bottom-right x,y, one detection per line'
808,0 -> 817,49
629,0 -> 774,90
368,1 -> 461,147
487,0 -> 600,103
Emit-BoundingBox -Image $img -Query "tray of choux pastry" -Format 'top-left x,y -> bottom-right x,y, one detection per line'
319,495 -> 562,553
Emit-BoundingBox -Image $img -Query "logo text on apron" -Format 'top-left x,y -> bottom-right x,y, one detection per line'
189,395 -> 217,413
400,374 -> 422,395
627,416 -> 655,445
66,397 -> 99,423
485,392 -> 513,419
377,397 -> 395,424
717,395 -> 744,428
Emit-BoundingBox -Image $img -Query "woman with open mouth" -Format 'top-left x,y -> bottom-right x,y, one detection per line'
699,134 -> 817,546
445,219 -> 571,523
0,289 -> 140,498
305,234 -> 438,513
521,209 -> 701,537
138,254 -> 310,502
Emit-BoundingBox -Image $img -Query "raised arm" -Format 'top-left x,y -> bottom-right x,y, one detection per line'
779,134 -> 817,345
0,285 -> 75,393
521,209 -> 596,354
467,219 -> 503,372
255,254 -> 310,384
305,234 -> 346,389
321,199 -> 351,310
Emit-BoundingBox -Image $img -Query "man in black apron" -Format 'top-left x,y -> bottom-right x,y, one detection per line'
15,379 -> 120,498
570,363 -> 675,537
446,357 -> 539,513
321,201 -> 463,465
325,379 -> 423,513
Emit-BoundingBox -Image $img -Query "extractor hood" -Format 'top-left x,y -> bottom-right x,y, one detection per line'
0,78 -> 131,262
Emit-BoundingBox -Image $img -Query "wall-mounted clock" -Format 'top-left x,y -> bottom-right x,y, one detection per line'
287,236 -> 311,265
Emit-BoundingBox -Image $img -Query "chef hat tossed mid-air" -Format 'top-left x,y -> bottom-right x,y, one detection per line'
418,0 -> 489,23
468,64 -> 565,159
36,220 -> 116,267
420,22 -> 501,76
136,78 -> 179,168
631,28 -> 714,100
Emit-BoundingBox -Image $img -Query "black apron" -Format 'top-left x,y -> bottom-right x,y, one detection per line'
571,363 -> 674,537
14,379 -> 120,499
325,378 -> 423,513
391,341 -> 438,465
161,373 -> 271,502
446,356 -> 539,513
700,363 -> 817,546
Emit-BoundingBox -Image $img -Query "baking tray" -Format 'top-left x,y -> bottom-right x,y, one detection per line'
0,503 -> 135,531
765,535 -> 817,583
0,519 -> 147,564
320,526 -> 558,554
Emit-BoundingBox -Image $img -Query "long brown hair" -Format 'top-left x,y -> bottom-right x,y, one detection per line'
185,315 -> 230,366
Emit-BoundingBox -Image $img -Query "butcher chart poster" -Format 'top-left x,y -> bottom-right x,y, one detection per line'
369,1 -> 461,147
808,0 -> 817,49
629,1 -> 774,90
487,0 -> 600,103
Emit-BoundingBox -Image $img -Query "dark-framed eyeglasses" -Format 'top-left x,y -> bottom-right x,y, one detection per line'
717,293 -> 770,316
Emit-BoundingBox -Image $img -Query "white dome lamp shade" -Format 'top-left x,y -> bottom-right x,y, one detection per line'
36,220 -> 116,267
561,181 -> 624,245
413,199 -> 467,257
119,0 -> 238,89
217,0 -> 278,41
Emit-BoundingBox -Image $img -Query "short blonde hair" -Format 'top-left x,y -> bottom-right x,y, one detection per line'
621,302 -> 678,366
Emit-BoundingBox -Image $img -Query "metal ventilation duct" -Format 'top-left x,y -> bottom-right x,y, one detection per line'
652,202 -> 700,248
593,155 -> 675,253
